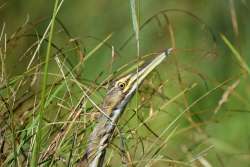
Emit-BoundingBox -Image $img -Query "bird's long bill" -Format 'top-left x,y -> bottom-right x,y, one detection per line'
128,48 -> 172,89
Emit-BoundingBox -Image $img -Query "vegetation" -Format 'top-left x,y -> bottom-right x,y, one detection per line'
0,0 -> 249,166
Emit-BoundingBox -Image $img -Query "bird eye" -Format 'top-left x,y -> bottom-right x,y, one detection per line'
118,82 -> 126,89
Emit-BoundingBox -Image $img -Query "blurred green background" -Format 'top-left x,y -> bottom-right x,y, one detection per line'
0,0 -> 250,167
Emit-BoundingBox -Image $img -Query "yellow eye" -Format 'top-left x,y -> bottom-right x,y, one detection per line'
118,82 -> 126,89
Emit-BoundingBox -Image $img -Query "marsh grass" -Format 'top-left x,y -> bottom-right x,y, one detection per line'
0,1 -> 250,167
31,0 -> 61,166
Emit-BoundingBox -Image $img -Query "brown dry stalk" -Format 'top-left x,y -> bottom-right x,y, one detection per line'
214,79 -> 240,114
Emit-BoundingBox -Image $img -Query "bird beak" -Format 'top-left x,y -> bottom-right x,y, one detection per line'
129,48 -> 173,87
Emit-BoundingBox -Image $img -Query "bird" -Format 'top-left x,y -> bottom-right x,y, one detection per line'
77,48 -> 172,167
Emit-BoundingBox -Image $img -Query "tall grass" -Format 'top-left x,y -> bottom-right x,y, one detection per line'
30,0 -> 61,166
0,1 -> 249,167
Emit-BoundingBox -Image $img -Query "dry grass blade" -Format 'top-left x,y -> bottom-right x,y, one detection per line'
139,78 -> 231,165
1,1 -> 250,167
229,0 -> 239,37
214,79 -> 240,114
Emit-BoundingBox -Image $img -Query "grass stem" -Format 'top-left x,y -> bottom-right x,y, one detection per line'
30,0 -> 60,166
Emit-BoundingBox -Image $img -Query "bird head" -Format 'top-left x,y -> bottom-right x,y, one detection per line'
102,48 -> 172,119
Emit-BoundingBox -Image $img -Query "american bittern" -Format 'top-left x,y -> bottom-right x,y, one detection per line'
78,48 -> 172,167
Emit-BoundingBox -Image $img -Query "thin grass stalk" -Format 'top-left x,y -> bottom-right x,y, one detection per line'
130,0 -> 140,128
30,0 -> 60,166
221,34 -> 250,74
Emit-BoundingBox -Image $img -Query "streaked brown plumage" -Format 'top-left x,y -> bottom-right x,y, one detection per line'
77,49 -> 172,167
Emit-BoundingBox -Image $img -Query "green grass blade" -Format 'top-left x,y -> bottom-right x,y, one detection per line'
84,33 -> 113,62
221,34 -> 250,74
30,0 -> 61,166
